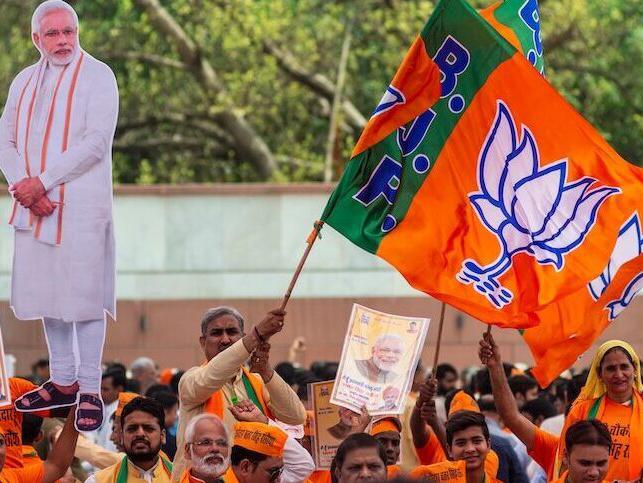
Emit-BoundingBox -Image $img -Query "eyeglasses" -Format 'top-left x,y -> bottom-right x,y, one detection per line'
189,438 -> 228,450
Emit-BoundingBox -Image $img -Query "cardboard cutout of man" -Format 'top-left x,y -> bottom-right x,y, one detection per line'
0,0 -> 118,432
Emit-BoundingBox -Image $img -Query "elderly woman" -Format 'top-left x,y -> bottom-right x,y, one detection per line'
556,340 -> 643,481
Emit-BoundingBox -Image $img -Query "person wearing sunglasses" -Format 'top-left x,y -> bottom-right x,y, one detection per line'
227,421 -> 286,483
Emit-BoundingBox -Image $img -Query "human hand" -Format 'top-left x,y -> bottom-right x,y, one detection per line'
10,177 -> 45,208
29,195 -> 55,217
229,399 -> 268,424
417,377 -> 437,406
255,309 -> 286,340
420,401 -> 438,426
479,331 -> 502,368
249,342 -> 274,382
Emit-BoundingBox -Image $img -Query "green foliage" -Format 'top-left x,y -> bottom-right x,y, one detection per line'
0,0 -> 640,183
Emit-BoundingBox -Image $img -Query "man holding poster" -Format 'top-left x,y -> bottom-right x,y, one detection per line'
331,304 -> 429,416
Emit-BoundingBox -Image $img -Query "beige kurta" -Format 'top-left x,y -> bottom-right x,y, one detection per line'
0,50 -> 118,322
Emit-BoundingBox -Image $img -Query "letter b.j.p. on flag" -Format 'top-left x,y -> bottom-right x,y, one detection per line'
320,0 -> 642,385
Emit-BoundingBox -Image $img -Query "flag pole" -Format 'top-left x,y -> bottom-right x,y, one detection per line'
431,301 -> 447,379
280,221 -> 324,311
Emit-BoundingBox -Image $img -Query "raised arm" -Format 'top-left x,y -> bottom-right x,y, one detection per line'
179,309 -> 286,407
43,409 -> 79,483
479,332 -> 537,450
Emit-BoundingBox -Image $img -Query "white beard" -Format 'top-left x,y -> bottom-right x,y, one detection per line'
191,453 -> 230,478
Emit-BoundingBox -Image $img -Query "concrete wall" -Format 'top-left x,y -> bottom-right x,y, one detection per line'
0,184 -> 640,376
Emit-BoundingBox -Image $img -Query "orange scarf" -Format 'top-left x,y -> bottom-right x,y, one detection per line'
203,367 -> 273,419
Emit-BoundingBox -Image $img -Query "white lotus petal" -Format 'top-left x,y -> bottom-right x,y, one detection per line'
534,176 -> 593,242
470,195 -> 506,232
479,102 -> 517,202
513,162 -> 565,234
501,128 -> 539,215
501,222 -> 530,254
543,187 -> 619,250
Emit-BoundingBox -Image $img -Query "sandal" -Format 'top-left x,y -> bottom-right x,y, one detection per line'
15,381 -> 78,412
75,394 -> 104,432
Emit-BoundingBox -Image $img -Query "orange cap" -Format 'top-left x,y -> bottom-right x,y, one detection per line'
115,392 -> 139,417
233,422 -> 287,458
370,417 -> 402,436
159,368 -> 175,385
448,391 -> 480,417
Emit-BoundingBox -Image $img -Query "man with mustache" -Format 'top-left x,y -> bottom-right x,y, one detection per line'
85,397 -> 173,482
173,307 -> 306,478
179,414 -> 230,483
1,0 -> 119,433
354,334 -> 403,384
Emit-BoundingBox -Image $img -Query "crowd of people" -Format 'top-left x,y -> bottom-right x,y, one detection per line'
1,306 -> 642,482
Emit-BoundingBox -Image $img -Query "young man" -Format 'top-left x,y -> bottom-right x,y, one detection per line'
411,410 -> 502,483
332,433 -> 387,483
86,397 -> 173,482
370,417 -> 402,477
508,375 -> 539,409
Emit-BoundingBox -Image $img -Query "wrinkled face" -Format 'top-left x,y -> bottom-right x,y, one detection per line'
564,444 -> 609,482
200,315 -> 244,360
374,431 -> 401,466
439,371 -> 458,395
336,447 -> 387,482
33,9 -> 78,65
372,339 -> 403,371
122,411 -> 165,464
110,417 -> 125,452
237,456 -> 284,483
101,376 -> 122,405
599,349 -> 635,400
187,418 -> 230,479
448,426 -> 489,472
0,433 -> 6,471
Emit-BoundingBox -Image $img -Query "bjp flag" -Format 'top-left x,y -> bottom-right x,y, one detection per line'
409,460 -> 467,482
320,0 -> 642,349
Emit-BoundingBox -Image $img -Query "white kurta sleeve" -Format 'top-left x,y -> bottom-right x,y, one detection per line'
271,428 -> 315,483
0,76 -> 27,185
38,65 -> 119,192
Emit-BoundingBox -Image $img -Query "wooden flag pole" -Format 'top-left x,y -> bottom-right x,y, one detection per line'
280,221 -> 325,311
431,301 -> 447,379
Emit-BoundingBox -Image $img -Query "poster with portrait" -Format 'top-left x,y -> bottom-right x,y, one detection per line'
330,304 -> 429,415
0,328 -> 12,408
309,380 -> 344,469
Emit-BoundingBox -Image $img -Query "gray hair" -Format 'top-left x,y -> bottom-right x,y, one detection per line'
184,413 -> 228,445
129,357 -> 155,374
32,0 -> 79,34
200,306 -> 245,336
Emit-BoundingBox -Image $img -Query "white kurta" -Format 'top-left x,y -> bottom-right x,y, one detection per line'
0,51 -> 118,322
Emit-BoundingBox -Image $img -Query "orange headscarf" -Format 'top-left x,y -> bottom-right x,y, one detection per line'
233,422 -> 287,458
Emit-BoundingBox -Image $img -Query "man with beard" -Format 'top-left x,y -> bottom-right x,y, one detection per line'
178,414 -> 230,483
2,0 -> 119,433
354,335 -> 403,384
85,397 -> 173,482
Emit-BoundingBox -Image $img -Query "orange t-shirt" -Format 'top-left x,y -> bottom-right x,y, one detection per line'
0,462 -> 44,483
527,426 -> 559,478
387,464 -> 402,477
0,378 -> 40,469
415,431 -> 446,465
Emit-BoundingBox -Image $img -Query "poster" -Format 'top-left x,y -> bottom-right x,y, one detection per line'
309,380 -> 344,469
0,328 -> 11,407
331,304 -> 429,415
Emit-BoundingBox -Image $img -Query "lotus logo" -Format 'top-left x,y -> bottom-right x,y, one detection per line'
457,101 -> 620,308
588,213 -> 643,320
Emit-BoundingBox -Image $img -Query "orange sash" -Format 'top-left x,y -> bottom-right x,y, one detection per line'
203,367 -> 273,419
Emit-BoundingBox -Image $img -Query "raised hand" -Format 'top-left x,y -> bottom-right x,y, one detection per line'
417,376 -> 437,406
479,331 -> 501,368
249,342 -> 274,382
254,309 -> 286,340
